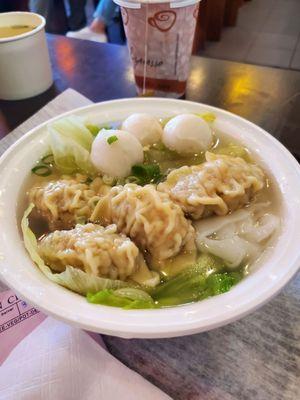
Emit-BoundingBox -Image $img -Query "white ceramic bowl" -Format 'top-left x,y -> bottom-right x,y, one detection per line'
0,98 -> 299,339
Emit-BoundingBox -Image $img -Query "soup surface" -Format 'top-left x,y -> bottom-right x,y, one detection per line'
20,112 -> 281,309
0,25 -> 36,38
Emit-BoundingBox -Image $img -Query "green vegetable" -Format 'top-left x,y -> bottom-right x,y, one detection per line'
31,164 -> 52,177
131,163 -> 162,185
41,154 -> 54,165
203,272 -> 242,296
107,135 -> 118,145
114,287 -> 153,301
86,124 -> 113,136
99,124 -> 113,130
160,116 -> 173,127
49,116 -> 96,174
213,143 -> 251,162
197,112 -> 216,123
151,254 -> 242,307
21,204 -> 134,295
86,124 -> 100,137
144,142 -> 206,173
83,177 -> 93,184
75,216 -> 87,225
87,289 -> 155,309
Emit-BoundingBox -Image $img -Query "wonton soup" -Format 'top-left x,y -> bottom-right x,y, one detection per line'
21,112 -> 280,309
0,25 -> 36,39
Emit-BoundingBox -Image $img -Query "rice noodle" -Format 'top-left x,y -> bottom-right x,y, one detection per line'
195,202 -> 280,268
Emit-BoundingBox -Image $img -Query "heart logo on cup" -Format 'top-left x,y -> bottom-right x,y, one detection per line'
121,8 -> 129,25
148,11 -> 177,32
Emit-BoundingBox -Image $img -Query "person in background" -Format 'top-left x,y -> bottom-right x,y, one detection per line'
29,0 -> 88,33
0,0 -> 28,12
67,0 -> 119,43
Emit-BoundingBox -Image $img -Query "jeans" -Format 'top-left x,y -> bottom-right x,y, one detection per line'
94,0 -> 119,27
29,0 -> 87,31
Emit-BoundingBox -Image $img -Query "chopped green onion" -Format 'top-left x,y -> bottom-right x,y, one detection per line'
83,177 -> 93,184
31,164 -> 52,177
41,153 -> 54,165
131,163 -> 162,185
107,135 -> 118,145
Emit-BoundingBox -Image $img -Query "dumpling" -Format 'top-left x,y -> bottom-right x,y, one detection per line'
28,174 -> 110,231
37,223 -> 143,281
90,183 -> 196,260
158,152 -> 265,219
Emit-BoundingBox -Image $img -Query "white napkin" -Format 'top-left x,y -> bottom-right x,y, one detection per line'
0,318 -> 170,400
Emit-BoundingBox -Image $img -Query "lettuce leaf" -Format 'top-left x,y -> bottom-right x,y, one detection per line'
151,254 -> 242,307
213,143 -> 251,162
48,116 -> 96,174
87,288 -> 155,309
21,204 -> 133,295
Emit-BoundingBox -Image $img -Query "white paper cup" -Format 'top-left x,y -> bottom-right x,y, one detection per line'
0,12 -> 53,100
114,0 -> 201,98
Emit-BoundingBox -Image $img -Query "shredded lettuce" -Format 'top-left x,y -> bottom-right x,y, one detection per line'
87,288 -> 155,309
150,254 -> 242,307
86,123 -> 100,137
144,142 -> 205,173
49,116 -> 96,174
21,204 -> 134,295
213,143 -> 251,162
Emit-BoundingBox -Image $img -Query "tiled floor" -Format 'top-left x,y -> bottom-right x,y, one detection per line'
201,0 -> 300,70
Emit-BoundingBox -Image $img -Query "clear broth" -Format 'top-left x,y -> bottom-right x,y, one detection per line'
0,25 -> 36,39
18,122 -> 282,307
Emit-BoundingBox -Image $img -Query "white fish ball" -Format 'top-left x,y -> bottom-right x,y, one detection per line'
91,130 -> 143,178
163,114 -> 213,154
122,113 -> 163,146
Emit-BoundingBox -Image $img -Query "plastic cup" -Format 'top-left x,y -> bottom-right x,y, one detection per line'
114,0 -> 201,98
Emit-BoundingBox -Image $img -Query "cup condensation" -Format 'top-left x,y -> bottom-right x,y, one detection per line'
114,0 -> 200,98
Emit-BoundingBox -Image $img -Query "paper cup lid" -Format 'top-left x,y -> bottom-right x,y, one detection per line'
113,0 -> 201,9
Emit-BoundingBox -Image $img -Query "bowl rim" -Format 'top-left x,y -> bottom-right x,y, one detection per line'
0,97 -> 299,339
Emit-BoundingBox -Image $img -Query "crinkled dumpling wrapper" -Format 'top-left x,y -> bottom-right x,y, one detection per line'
21,204 -> 135,295
38,223 -> 143,281
91,183 -> 196,260
28,174 -> 110,231
158,152 -> 265,219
